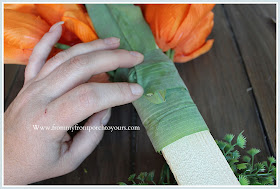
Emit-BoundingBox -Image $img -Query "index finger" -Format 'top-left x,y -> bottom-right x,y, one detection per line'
42,49 -> 144,100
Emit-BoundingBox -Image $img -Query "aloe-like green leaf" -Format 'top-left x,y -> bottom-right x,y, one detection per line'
86,4 -> 156,54
87,4 -> 208,152
129,50 -> 208,151
86,4 -> 156,82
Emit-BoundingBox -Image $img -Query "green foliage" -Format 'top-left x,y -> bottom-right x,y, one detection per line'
238,175 -> 250,185
117,163 -> 176,185
247,148 -> 260,156
118,131 -> 276,185
216,131 -> 276,185
236,131 -> 246,149
243,155 -> 251,163
224,134 -> 235,144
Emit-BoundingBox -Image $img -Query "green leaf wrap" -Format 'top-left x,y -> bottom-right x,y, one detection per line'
86,4 -> 209,152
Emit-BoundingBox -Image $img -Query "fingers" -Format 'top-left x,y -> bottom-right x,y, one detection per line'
46,82 -> 143,128
61,109 -> 109,171
37,37 -> 121,80
24,21 -> 63,83
43,49 -> 144,99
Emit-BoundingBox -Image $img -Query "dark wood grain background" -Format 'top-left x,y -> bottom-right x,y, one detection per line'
4,4 -> 276,184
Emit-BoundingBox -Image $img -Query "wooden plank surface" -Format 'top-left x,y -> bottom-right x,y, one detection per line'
4,65 -> 25,111
4,64 -> 20,100
4,4 -> 275,185
175,5 -> 271,162
224,4 -> 276,153
134,112 -> 166,182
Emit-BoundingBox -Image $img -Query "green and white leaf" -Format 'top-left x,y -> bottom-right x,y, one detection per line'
87,4 -> 208,152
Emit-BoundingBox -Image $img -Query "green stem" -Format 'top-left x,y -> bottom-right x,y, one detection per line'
245,173 -> 272,177
166,167 -> 170,184
54,43 -> 71,50
169,49 -> 175,61
250,155 -> 254,174
224,144 -> 236,156
268,162 -> 273,171
165,49 -> 170,58
165,49 -> 175,61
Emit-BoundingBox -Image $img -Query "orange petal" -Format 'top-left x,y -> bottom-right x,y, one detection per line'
174,39 -> 214,63
87,73 -> 110,83
62,11 -> 98,42
4,9 -> 50,49
143,4 -> 190,51
168,4 -> 215,49
85,13 -> 96,31
4,4 -> 38,15
157,5 -> 190,51
142,5 -> 157,37
4,43 -> 61,65
63,10 -> 89,24
4,42 -> 33,65
175,11 -> 214,55
35,4 -> 83,25
35,4 -> 84,45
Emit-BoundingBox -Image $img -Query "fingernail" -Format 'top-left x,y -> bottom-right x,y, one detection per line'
101,109 -> 111,125
49,21 -> 64,32
104,37 -> 120,45
129,84 -> 144,96
129,51 -> 143,58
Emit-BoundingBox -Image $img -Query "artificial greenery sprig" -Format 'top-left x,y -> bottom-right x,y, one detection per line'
119,131 -> 276,185
216,131 -> 276,185
118,163 -> 176,185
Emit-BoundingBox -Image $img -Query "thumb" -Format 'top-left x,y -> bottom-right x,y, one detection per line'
63,109 -> 110,169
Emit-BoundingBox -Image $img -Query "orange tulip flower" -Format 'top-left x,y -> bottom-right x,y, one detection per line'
35,4 -> 98,44
4,4 -> 98,63
141,4 -> 215,63
4,4 -> 106,82
4,9 -> 51,64
4,4 -> 38,15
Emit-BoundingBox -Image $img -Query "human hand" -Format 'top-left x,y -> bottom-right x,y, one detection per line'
4,22 -> 144,185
